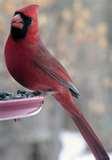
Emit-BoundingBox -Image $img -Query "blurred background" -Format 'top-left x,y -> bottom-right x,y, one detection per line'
0,0 -> 112,159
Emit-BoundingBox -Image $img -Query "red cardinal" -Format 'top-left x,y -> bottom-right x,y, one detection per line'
4,5 -> 109,160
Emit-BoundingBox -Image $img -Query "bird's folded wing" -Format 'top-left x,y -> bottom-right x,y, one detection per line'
32,40 -> 80,98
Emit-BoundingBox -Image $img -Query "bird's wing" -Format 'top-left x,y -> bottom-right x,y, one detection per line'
32,40 -> 80,98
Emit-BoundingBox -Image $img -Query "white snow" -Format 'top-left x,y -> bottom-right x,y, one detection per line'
59,131 -> 111,160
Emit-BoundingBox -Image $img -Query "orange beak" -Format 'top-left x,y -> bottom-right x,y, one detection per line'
11,14 -> 23,29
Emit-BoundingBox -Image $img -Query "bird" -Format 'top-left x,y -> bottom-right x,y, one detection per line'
4,4 -> 109,160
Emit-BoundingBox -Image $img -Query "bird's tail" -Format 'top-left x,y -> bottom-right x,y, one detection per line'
54,91 -> 109,160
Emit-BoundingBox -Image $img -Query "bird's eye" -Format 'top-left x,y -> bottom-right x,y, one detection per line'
25,17 -> 32,26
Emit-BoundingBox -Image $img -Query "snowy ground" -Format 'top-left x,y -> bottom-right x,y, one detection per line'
59,131 -> 112,160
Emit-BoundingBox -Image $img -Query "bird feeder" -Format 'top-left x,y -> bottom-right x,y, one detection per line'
0,95 -> 44,121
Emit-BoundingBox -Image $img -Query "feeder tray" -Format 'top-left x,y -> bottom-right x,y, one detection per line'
0,95 -> 44,121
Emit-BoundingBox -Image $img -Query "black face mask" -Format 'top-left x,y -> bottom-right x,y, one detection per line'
11,12 -> 32,40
